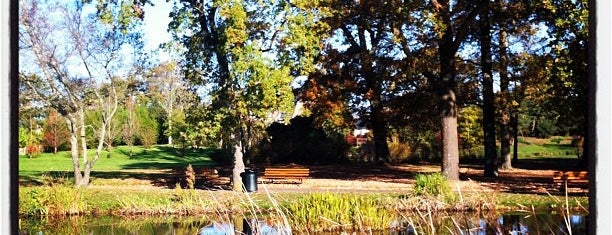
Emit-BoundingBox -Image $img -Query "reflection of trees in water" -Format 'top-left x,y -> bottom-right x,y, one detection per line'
18,211 -> 586,235
394,211 -> 587,235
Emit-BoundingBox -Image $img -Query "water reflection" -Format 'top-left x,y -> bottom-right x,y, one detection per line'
199,219 -> 289,235
392,212 -> 587,235
19,211 -> 586,235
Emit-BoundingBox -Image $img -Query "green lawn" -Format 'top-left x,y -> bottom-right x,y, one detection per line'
19,145 -> 216,173
516,136 -> 582,159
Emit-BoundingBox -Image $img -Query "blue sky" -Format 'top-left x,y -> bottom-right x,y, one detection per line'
142,0 -> 173,61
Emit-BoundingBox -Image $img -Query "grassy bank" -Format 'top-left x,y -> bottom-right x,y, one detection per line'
18,186 -> 588,233
18,185 -> 588,218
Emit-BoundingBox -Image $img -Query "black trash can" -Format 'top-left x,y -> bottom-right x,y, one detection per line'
241,169 -> 258,192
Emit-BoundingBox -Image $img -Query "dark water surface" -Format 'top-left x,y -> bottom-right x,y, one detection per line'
19,211 -> 587,235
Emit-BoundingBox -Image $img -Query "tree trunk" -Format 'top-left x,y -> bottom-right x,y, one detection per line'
167,111 -> 173,145
480,3 -> 498,177
371,112 -> 390,163
440,98 -> 460,181
512,112 -> 519,162
67,116 -> 84,186
232,132 -> 245,192
498,25 -> 513,169
437,8 -> 460,180
370,82 -> 390,163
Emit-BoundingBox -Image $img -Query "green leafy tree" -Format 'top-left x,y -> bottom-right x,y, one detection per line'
420,1 -> 484,180
122,96 -> 139,157
535,0 -> 589,158
135,104 -> 159,148
458,105 -> 483,157
168,0 -> 327,191
145,62 -> 196,146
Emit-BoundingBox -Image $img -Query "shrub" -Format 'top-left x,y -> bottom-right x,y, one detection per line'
550,137 -> 564,144
413,173 -> 455,202
25,143 -> 43,158
389,141 -> 411,163
19,186 -> 86,216
184,164 -> 196,189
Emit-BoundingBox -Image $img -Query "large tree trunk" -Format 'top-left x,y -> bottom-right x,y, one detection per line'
371,108 -> 390,163
370,81 -> 390,163
498,25 -> 513,169
480,3 -> 498,177
438,7 -> 460,180
439,88 -> 460,181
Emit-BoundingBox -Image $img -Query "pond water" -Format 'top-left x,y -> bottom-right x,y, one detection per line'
19,211 -> 587,235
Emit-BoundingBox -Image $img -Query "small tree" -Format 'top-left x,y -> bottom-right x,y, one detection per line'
42,109 -> 70,154
136,104 -> 158,148
122,97 -> 139,158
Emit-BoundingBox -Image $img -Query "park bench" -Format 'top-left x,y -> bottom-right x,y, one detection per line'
552,171 -> 588,191
260,167 -> 310,184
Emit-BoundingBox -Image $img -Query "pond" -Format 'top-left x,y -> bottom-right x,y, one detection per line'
19,211 -> 587,235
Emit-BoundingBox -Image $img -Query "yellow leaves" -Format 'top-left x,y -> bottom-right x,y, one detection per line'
219,0 -> 248,45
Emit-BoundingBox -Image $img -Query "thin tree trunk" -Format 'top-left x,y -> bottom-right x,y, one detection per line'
513,112 -> 519,161
67,116 -> 83,186
168,110 -> 173,145
499,24 -> 513,169
480,3 -> 497,177
78,109 -> 89,187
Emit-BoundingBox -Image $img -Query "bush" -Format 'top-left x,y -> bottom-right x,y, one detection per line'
19,186 -> 86,216
184,164 -> 196,189
25,143 -> 43,158
550,137 -> 564,144
413,173 -> 455,202
388,141 -> 411,163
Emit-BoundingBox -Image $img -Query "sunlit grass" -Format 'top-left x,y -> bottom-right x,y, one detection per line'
517,136 -> 582,158
19,145 -> 216,173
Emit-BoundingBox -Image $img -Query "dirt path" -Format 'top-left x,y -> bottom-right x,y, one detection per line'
125,159 -> 587,196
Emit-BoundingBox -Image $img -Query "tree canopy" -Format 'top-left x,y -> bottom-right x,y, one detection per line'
18,0 -> 589,184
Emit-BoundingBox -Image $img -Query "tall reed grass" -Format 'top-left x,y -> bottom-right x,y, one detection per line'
282,193 -> 395,233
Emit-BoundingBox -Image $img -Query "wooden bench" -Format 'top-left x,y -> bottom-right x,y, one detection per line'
260,167 -> 310,184
552,171 -> 588,191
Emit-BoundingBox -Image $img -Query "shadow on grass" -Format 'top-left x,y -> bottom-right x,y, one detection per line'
460,157 -> 588,196
19,153 -> 589,196
113,146 -> 216,170
19,170 -> 172,187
